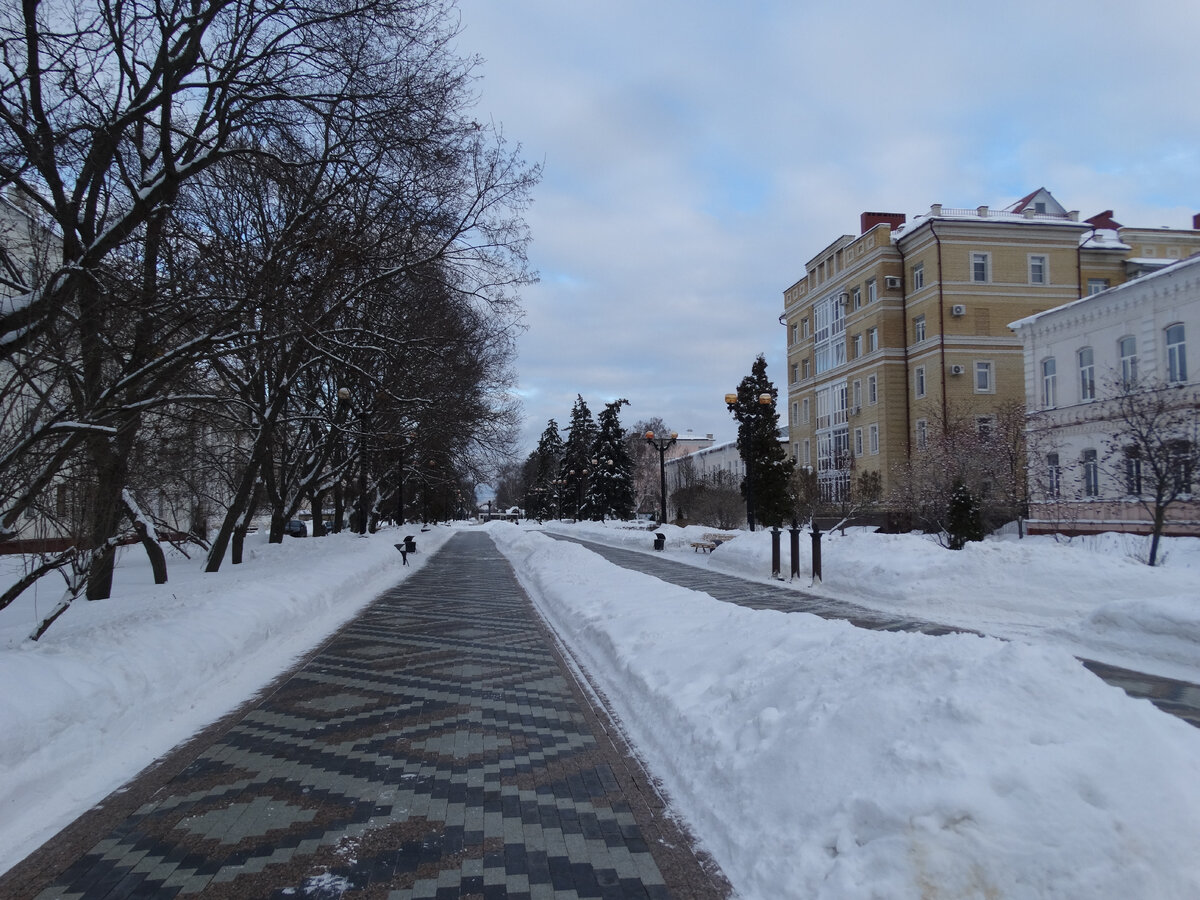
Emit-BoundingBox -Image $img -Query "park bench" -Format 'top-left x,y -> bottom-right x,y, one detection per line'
691,532 -> 735,553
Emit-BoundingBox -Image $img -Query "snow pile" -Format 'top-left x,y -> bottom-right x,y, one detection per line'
544,519 -> 1200,683
0,527 -> 451,873
494,527 -> 1200,900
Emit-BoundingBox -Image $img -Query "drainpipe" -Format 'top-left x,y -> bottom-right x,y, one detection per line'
931,220 -> 949,427
898,238 -> 911,455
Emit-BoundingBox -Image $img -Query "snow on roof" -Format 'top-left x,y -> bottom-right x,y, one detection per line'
1008,252 -> 1200,331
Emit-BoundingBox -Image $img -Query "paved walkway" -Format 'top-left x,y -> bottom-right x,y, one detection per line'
3,532 -> 727,900
548,533 -> 1200,729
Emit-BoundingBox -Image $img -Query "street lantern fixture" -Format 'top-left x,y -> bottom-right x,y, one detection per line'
645,430 -> 678,526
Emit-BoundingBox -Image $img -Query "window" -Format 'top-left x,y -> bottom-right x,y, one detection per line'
976,416 -> 994,438
1029,254 -> 1047,284
915,419 -> 928,451
801,317 -> 810,338
852,288 -> 861,309
1041,357 -> 1057,408
1078,347 -> 1095,401
1082,449 -> 1099,497
803,439 -> 811,465
1119,336 -> 1137,388
1167,324 -> 1187,383
1087,278 -> 1109,295
867,374 -> 877,404
790,323 -> 798,345
802,358 -> 810,379
1170,441 -> 1193,493
913,314 -> 926,343
802,397 -> 810,423
1046,453 -> 1060,498
975,360 -> 993,393
1124,449 -> 1142,496
869,423 -> 879,454
790,363 -> 798,384
852,379 -> 862,409
915,365 -> 926,398
912,263 -> 924,290
852,333 -> 862,358
854,428 -> 864,457
866,327 -> 878,351
971,252 -> 990,283
867,279 -> 877,303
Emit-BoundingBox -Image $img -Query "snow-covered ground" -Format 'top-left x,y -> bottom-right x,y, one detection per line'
2,520 -> 1199,898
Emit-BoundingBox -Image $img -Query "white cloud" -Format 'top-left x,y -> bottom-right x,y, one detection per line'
456,0 -> 1200,453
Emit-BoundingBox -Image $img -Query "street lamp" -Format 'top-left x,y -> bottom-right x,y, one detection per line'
725,391 -> 773,531
645,430 -> 678,526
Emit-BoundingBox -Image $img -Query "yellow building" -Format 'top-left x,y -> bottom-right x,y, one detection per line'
782,189 -> 1200,503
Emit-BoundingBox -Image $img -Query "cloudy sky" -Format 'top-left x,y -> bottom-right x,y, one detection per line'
453,0 -> 1200,455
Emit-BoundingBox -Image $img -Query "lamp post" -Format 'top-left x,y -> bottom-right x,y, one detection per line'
725,391 -> 773,531
645,430 -> 678,526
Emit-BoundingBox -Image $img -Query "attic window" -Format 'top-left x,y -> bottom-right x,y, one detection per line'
1034,202 -> 1046,214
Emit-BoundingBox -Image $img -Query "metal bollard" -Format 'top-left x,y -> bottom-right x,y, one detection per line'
810,522 -> 822,582
789,523 -> 801,578
771,527 -> 781,578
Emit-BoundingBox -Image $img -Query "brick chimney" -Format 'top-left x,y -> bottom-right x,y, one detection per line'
860,211 -> 906,234
1193,213 -> 1200,230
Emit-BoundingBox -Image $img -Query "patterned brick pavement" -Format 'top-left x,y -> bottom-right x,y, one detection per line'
5,532 -> 727,899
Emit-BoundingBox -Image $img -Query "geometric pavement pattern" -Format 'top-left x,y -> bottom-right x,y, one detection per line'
22,531 -> 727,899
551,532 -> 1200,729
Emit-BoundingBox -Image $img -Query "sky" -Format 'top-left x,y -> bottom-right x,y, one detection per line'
2,521 -> 1199,895
450,0 -> 1200,454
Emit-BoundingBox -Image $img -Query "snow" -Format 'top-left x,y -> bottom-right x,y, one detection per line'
2,520 -> 1200,898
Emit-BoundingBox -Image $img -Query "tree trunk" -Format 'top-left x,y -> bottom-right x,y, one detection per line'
122,492 -> 167,584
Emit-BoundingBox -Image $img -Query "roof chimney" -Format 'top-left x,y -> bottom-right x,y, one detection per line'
1193,213 -> 1200,230
860,211 -> 906,234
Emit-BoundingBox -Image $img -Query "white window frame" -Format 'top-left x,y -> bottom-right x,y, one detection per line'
801,397 -> 810,423
867,279 -> 877,303
915,418 -> 928,451
913,314 -> 926,343
802,438 -> 811,465
971,251 -> 990,283
914,365 -> 926,398
852,379 -> 862,408
801,317 -> 810,338
1082,448 -> 1099,497
1167,323 -> 1187,383
1029,254 -> 1047,285
854,427 -> 864,457
852,287 -> 862,309
974,360 -> 994,394
1041,357 -> 1057,408
1078,347 -> 1095,401
1119,336 -> 1137,388
790,323 -> 798,345
867,374 -> 877,404
1046,453 -> 1061,499
852,333 -> 862,358
912,263 -> 924,291
868,423 -> 879,455
1087,278 -> 1109,295
866,327 -> 878,352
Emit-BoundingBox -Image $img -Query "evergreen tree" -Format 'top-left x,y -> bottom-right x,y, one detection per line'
525,419 -> 564,519
562,396 -> 598,520
727,355 -> 793,529
588,399 -> 636,521
946,479 -> 985,550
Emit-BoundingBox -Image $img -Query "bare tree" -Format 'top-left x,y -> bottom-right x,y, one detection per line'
1103,377 -> 1200,566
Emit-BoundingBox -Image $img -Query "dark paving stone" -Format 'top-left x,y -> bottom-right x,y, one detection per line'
6,532 -> 728,899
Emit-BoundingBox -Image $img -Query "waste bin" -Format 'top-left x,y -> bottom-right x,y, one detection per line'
653,533 -> 665,551
403,535 -> 417,553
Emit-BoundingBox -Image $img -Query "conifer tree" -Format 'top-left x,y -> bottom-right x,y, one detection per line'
588,399 -> 635,520
562,396 -> 598,520
727,355 -> 793,529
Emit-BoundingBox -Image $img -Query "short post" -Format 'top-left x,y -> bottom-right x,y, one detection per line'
770,526 -> 781,578
789,520 -> 801,579
810,521 -> 822,583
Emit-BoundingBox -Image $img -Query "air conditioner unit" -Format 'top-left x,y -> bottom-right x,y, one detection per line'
951,304 -> 967,316
884,276 -> 902,290
949,364 -> 966,376
849,406 -> 861,416
839,292 -> 851,306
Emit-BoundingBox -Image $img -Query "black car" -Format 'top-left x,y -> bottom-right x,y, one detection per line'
284,519 -> 308,538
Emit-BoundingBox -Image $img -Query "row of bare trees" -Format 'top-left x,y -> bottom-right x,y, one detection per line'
0,0 -> 538,635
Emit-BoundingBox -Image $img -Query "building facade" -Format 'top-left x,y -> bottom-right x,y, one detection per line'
783,189 -> 1200,503
1010,254 -> 1199,536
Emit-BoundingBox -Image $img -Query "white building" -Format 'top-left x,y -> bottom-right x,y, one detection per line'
1010,254 -> 1199,536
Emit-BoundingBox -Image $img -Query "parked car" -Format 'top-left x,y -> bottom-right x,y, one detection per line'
284,519 -> 308,538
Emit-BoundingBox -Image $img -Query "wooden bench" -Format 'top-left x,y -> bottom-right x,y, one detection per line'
691,533 -> 736,553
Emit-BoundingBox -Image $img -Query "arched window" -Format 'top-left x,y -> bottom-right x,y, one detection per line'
1166,324 -> 1187,383
1078,347 -> 1095,401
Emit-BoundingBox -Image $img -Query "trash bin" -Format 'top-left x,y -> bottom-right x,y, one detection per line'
653,533 -> 666,551
403,535 -> 417,553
